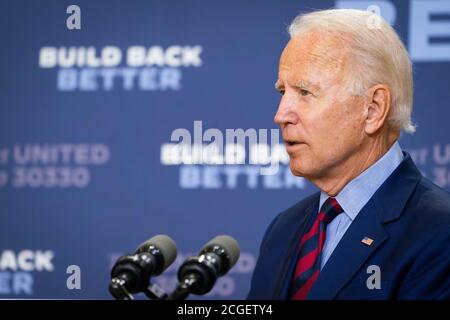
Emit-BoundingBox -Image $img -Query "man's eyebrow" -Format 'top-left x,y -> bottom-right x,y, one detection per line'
295,80 -> 321,91
274,79 -> 322,92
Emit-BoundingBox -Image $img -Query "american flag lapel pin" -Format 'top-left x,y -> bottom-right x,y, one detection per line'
361,236 -> 374,246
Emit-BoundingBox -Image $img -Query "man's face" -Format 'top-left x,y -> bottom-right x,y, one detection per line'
274,32 -> 367,180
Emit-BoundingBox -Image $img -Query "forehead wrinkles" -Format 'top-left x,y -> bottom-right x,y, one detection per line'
279,32 -> 350,86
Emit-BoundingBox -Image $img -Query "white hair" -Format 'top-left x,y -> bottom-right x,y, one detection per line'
288,9 -> 415,133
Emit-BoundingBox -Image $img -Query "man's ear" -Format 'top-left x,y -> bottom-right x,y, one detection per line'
364,84 -> 392,135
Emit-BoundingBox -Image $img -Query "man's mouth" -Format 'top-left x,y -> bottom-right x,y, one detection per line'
285,140 -> 303,147
284,140 -> 305,153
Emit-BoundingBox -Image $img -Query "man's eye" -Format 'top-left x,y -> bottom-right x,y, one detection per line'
299,89 -> 312,96
279,90 -> 285,96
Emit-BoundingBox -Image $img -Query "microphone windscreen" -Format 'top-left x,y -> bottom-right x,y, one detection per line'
201,235 -> 240,267
136,234 -> 178,270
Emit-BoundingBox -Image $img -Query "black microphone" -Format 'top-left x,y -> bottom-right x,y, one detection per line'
109,234 -> 177,300
170,235 -> 240,300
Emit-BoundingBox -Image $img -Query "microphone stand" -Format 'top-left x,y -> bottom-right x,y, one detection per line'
168,273 -> 199,300
109,277 -> 134,300
145,282 -> 169,300
109,278 -> 169,300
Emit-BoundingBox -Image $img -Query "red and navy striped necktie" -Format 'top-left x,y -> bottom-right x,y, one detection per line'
290,197 -> 343,300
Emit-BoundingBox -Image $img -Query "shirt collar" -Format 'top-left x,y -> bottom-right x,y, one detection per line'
319,141 -> 404,221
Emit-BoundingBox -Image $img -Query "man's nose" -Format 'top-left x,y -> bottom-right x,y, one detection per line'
274,98 -> 298,126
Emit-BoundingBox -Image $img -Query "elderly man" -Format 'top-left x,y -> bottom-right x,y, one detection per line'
248,9 -> 450,300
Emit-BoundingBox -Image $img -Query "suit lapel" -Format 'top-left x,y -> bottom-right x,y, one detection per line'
307,153 -> 422,300
307,200 -> 387,299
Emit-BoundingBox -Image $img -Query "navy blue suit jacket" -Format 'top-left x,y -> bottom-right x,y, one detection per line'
248,153 -> 450,300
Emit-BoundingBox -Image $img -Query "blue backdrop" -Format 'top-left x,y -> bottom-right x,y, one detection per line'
0,0 -> 449,299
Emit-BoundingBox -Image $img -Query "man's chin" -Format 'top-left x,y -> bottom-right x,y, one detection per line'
289,161 -> 308,178
288,156 -> 319,179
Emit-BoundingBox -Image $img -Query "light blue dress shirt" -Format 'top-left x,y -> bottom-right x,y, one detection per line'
319,141 -> 404,269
